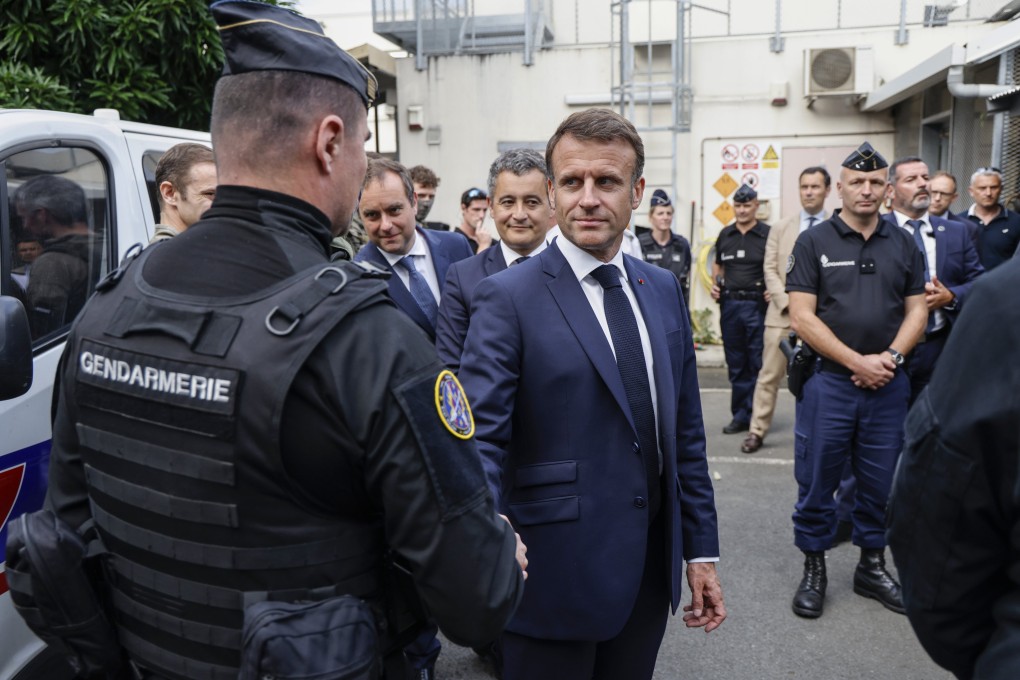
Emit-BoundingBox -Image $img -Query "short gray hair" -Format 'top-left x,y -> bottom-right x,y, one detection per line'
970,167 -> 1003,186
487,148 -> 548,196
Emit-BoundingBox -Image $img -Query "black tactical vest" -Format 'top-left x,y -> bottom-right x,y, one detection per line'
68,247 -> 392,680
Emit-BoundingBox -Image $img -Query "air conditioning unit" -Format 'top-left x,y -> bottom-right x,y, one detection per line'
804,47 -> 874,98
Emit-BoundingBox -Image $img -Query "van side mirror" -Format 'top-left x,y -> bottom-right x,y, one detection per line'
0,295 -> 33,399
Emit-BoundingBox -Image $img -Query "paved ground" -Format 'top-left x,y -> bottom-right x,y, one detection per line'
432,364 -> 950,679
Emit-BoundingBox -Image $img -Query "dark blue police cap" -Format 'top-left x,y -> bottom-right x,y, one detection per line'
841,142 -> 888,172
650,189 -> 672,207
733,184 -> 757,203
209,0 -> 377,108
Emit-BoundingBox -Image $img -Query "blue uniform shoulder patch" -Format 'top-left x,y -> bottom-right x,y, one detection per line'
435,370 -> 474,439
787,253 -> 796,274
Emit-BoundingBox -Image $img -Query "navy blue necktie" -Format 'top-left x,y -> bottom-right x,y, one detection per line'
807,215 -> 817,229
398,255 -> 438,330
907,219 -> 936,333
511,255 -> 529,266
589,264 -> 661,519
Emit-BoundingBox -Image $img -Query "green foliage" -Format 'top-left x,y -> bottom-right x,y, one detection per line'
0,0 -> 292,130
691,308 -> 720,346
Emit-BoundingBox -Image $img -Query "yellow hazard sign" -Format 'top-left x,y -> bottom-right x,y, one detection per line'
713,201 -> 735,226
713,173 -> 738,198
763,145 -> 779,161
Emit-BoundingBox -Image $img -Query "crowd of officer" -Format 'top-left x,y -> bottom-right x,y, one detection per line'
8,2 -> 1020,680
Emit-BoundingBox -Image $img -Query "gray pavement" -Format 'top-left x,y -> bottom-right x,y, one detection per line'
434,364 -> 949,679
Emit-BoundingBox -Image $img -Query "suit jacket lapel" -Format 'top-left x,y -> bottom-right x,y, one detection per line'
422,228 -> 453,292
543,244 -> 635,433
625,257 -> 677,445
483,244 -> 507,276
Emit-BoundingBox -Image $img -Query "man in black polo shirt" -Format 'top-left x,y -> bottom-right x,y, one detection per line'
639,189 -> 692,309
785,142 -> 927,619
965,167 -> 1020,271
711,184 -> 770,434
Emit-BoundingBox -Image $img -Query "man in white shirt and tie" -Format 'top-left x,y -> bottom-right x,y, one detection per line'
356,158 -> 474,344
742,166 -> 830,453
882,157 -> 984,403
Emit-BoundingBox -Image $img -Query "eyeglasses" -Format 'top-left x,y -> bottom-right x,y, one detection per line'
975,167 -> 1002,175
464,188 -> 486,200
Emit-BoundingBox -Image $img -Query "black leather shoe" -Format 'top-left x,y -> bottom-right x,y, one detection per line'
722,419 -> 750,434
832,520 -> 852,546
853,548 -> 906,614
792,551 -> 827,618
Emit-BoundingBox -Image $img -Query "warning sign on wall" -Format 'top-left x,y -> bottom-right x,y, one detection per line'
713,173 -> 738,198
713,201 -> 735,226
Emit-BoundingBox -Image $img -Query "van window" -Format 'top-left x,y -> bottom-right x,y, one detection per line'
3,147 -> 111,345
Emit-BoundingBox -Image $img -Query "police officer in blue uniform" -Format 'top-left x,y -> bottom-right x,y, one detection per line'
42,3 -> 525,679
638,189 -> 693,309
711,184 -> 770,434
785,142 -> 928,619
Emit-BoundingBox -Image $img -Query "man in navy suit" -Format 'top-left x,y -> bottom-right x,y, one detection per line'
355,158 -> 474,342
436,148 -> 556,371
884,157 -> 984,401
458,109 -> 725,680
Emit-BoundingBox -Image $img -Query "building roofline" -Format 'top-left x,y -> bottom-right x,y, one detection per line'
862,18 -> 1020,112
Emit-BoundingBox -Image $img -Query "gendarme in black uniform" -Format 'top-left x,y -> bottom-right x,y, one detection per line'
638,232 -> 692,304
43,5 -> 522,679
713,184 -> 770,432
715,220 -> 770,293
783,142 -> 926,623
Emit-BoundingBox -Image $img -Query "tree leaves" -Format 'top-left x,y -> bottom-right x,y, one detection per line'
0,0 -> 291,130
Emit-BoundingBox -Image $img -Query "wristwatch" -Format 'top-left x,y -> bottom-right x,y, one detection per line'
886,348 -> 905,368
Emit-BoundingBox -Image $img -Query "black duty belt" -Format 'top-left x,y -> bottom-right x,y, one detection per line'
817,358 -> 854,376
723,289 -> 764,301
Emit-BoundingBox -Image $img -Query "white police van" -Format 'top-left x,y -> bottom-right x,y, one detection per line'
0,109 -> 209,679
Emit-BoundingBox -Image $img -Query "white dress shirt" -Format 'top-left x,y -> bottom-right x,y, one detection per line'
800,210 -> 827,233
499,238 -> 548,269
379,228 -> 441,302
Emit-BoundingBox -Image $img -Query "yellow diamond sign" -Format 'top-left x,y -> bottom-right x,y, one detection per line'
713,201 -> 735,226
713,173 -> 738,198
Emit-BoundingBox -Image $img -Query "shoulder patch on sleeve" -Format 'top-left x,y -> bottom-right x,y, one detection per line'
435,370 -> 475,439
393,368 -> 487,520
786,253 -> 796,274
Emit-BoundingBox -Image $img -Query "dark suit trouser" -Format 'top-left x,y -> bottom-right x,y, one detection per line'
501,511 -> 669,680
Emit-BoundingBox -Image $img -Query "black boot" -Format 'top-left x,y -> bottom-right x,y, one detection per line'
853,548 -> 905,614
792,551 -> 827,618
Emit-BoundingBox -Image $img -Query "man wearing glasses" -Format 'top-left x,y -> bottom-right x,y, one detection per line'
965,167 -> 1020,271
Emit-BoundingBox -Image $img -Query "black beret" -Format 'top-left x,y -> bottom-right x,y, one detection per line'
841,142 -> 888,172
210,0 -> 377,108
650,189 -> 672,207
733,184 -> 757,203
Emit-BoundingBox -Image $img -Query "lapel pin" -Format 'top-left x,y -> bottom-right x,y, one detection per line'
638,278 -> 645,285
937,225 -> 945,232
